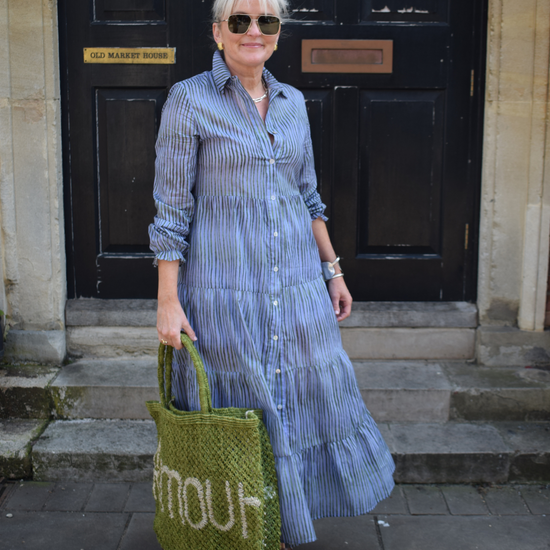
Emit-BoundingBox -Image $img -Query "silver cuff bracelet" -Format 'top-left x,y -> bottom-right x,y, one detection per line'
321,256 -> 343,281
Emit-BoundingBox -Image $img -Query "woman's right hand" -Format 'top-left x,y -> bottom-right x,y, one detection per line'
156,259 -> 197,349
157,295 -> 197,350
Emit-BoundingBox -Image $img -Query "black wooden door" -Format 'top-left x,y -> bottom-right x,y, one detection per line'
61,0 -> 486,300
59,0 -> 191,298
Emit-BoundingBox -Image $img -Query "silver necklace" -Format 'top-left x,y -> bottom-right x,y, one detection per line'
252,80 -> 268,103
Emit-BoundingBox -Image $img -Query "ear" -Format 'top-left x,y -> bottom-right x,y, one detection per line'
212,22 -> 221,43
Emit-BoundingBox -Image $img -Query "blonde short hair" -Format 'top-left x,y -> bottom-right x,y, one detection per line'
212,0 -> 289,22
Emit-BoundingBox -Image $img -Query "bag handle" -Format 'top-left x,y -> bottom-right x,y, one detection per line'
158,333 -> 213,413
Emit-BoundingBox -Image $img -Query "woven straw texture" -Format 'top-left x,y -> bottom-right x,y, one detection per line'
146,334 -> 281,550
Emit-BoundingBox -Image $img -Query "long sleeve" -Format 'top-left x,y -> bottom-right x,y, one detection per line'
297,100 -> 328,222
148,82 -> 199,263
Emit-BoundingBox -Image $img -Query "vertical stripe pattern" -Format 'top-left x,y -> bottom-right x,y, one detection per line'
149,51 -> 395,546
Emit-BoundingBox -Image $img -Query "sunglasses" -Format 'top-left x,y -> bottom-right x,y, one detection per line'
220,14 -> 281,35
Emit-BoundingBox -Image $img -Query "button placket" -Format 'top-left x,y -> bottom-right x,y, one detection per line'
265,143 -> 283,414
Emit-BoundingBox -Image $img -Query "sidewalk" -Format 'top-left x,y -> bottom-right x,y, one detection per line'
0,481 -> 548,549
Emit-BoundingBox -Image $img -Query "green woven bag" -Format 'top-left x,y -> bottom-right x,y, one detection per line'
146,333 -> 281,550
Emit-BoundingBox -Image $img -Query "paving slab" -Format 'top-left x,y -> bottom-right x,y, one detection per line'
440,485 -> 489,515
354,362 -> 451,422
0,365 -> 58,418
517,484 -> 550,514
495,421 -> 550,481
388,422 -> 512,483
42,482 -> 92,511
119,512 -> 162,550
3,481 -> 54,510
369,486 -> 408,515
445,363 -> 550,421
482,486 -> 531,515
0,419 -> 48,479
51,358 -> 157,419
32,419 -> 157,482
377,515 -> 550,550
402,485 -> 448,515
85,482 -> 130,512
0,511 -> 129,550
124,482 -> 156,512
298,514 -> 380,549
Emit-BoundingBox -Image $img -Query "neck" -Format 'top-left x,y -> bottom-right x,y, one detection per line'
224,57 -> 265,96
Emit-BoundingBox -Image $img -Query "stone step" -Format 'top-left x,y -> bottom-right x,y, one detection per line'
357,361 -> 550,422
67,326 -> 477,360
0,419 -> 48,480
66,299 -> 478,329
48,359 -> 550,423
50,358 -> 157,420
31,419 -> 550,483
32,419 -> 156,482
65,299 -> 478,360
0,365 -> 59,419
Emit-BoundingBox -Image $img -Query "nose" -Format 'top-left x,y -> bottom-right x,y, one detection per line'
246,18 -> 262,36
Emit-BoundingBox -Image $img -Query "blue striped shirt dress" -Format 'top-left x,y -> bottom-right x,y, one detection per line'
149,51 -> 396,546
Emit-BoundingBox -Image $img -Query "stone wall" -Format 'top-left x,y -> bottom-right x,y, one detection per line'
0,0 -> 66,363
477,0 -> 550,364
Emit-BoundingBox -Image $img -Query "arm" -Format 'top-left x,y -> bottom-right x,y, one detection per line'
148,83 -> 199,349
157,260 -> 197,348
296,96 -> 352,321
311,217 -> 353,322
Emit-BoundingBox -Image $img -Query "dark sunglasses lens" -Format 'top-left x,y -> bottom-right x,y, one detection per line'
227,14 -> 251,33
258,16 -> 280,35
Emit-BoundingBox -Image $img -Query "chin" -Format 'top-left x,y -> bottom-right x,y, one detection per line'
237,51 -> 270,65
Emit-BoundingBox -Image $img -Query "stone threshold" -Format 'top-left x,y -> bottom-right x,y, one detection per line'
66,299 -> 478,329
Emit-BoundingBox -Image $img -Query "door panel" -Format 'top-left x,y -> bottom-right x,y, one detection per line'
358,90 -> 444,256
60,0 -> 486,300
96,88 -> 164,253
94,0 -> 166,21
363,0 -> 448,22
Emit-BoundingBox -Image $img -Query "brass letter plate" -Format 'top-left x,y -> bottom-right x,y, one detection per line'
83,47 -> 176,64
302,40 -> 392,73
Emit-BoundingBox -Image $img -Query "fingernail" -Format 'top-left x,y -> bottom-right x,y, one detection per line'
335,309 -> 340,315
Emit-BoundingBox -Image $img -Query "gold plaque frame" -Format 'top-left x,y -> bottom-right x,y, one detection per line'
302,40 -> 393,73
83,47 -> 176,64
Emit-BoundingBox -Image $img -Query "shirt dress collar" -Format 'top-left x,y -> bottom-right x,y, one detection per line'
212,50 -> 286,99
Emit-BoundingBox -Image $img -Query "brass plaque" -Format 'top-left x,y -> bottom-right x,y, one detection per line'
83,47 -> 176,64
302,40 -> 393,73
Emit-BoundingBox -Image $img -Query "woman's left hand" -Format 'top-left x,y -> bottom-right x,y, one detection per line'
327,277 -> 353,322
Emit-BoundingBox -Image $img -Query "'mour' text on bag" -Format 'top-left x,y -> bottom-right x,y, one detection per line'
153,445 -> 274,539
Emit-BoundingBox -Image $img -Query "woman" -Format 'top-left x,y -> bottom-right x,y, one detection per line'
149,0 -> 396,547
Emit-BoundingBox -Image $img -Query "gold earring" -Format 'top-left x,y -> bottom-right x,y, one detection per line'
218,42 -> 224,51
274,43 -> 278,51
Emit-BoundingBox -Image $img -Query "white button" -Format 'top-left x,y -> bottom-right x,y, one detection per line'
273,300 -> 278,306
273,231 -> 278,237
271,195 -> 276,201
273,266 -> 279,272
277,404 -> 283,410
273,335 -> 278,341
276,369 -> 281,374
269,158 -> 275,164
